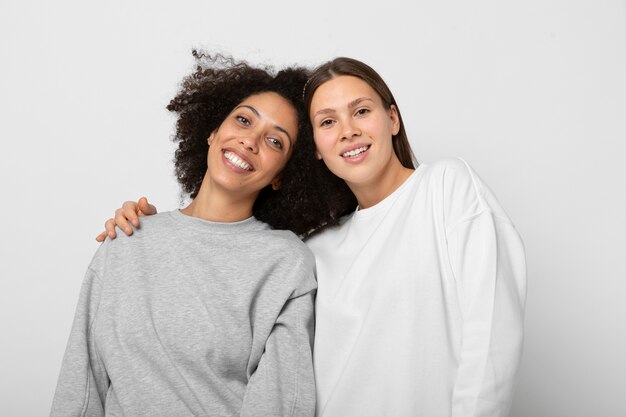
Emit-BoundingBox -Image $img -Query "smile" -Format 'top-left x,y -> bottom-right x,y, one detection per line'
223,151 -> 253,171
341,145 -> 370,158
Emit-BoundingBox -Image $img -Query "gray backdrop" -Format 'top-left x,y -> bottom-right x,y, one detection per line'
1,0 -> 625,415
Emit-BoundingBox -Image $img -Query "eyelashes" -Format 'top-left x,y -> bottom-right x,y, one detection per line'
267,137 -> 283,149
317,107 -> 371,128
236,115 -> 251,126
234,114 -> 284,150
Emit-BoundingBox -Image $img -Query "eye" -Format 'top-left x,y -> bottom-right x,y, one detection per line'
267,137 -> 283,149
236,115 -> 251,126
320,119 -> 335,128
355,108 -> 370,117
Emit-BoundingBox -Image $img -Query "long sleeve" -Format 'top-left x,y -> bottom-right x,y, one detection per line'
239,291 -> 316,417
50,267 -> 108,417
447,209 -> 527,417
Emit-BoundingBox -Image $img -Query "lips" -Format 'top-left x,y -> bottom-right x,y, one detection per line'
341,145 -> 370,158
223,150 -> 254,171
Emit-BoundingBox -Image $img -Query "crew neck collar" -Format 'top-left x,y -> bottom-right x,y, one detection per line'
351,165 -> 423,221
167,209 -> 267,234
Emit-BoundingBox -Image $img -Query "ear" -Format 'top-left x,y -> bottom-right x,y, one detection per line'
389,104 -> 401,136
315,149 -> 323,160
271,176 -> 282,191
207,131 -> 216,145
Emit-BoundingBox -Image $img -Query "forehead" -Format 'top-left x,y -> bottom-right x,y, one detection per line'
311,75 -> 380,108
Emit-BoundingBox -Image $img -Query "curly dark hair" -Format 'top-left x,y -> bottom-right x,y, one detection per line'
167,51 -> 356,238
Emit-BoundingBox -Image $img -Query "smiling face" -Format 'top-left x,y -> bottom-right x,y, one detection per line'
309,75 -> 401,189
206,91 -> 298,201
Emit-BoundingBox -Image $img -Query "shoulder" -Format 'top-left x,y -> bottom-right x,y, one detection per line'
131,211 -> 174,231
423,158 -> 516,231
419,157 -> 485,196
303,212 -> 352,252
419,158 -> 495,228
262,229 -> 315,268
111,211 -> 174,247
421,158 -> 481,189
89,211 -> 174,271
259,229 -> 317,296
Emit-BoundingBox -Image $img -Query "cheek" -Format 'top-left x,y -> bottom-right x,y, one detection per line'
264,153 -> 290,176
381,115 -> 397,136
207,142 -> 218,161
313,130 -> 334,154
363,117 -> 392,142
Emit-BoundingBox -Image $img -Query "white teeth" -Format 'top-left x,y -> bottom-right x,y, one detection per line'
342,146 -> 369,158
224,151 -> 252,171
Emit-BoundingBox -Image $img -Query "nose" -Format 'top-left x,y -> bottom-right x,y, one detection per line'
340,119 -> 361,141
239,132 -> 260,153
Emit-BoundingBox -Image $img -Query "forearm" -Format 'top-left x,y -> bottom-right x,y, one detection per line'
240,292 -> 316,417
50,268 -> 108,417
450,214 -> 526,417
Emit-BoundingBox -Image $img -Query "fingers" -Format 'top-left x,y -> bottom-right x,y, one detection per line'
121,200 -> 140,228
115,206 -> 135,235
137,196 -> 157,216
95,197 -> 155,243
95,231 -> 108,242
95,217 -> 120,242
104,218 -> 118,239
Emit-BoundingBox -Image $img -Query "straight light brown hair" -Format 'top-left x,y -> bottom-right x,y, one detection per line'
303,57 -> 416,169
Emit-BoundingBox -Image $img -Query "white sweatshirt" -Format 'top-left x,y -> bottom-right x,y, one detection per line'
306,158 -> 527,417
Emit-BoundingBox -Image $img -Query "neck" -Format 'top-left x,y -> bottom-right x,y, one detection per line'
181,173 -> 258,222
347,156 -> 414,210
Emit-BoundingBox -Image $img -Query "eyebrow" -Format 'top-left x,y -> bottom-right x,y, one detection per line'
235,104 -> 294,145
312,97 -> 374,118
348,97 -> 373,109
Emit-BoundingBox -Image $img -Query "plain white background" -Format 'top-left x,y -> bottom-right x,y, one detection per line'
1,0 -> 625,415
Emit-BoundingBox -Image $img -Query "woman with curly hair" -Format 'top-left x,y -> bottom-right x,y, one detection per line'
50,53 -> 328,417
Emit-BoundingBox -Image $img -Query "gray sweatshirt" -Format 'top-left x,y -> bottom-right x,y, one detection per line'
50,210 -> 317,417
